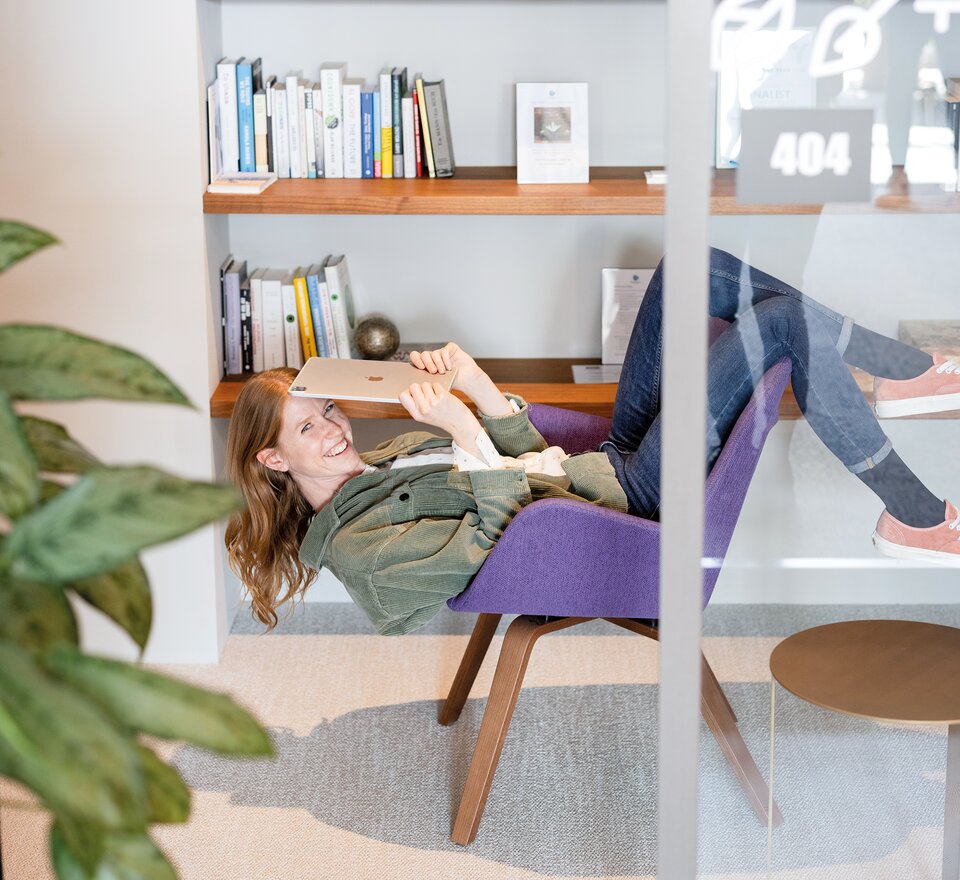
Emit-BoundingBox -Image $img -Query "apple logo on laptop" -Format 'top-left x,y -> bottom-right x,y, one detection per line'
365,376 -> 383,382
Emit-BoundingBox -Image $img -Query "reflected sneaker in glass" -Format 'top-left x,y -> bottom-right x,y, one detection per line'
873,353 -> 960,418
872,500 -> 960,566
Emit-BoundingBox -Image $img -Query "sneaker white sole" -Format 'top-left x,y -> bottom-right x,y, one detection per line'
874,392 -> 960,418
871,530 -> 960,566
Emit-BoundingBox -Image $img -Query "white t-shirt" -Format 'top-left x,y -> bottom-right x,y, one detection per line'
361,397 -> 570,477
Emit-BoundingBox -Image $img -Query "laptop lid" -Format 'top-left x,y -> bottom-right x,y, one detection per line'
288,357 -> 459,404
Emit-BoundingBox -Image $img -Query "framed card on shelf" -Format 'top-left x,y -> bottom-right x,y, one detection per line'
516,82 -> 589,184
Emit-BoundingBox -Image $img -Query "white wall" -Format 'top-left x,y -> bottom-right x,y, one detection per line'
0,0 -> 229,662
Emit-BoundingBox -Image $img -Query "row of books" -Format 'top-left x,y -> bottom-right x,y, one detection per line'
208,59 -> 456,183
219,254 -> 357,378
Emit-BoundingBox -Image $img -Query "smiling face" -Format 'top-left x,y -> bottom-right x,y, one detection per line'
255,395 -> 365,509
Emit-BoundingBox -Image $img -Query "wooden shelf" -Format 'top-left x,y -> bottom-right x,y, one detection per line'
203,167 -> 960,216
210,358 -> 960,421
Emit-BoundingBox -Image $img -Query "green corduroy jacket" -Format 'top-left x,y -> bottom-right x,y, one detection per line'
297,393 -> 628,635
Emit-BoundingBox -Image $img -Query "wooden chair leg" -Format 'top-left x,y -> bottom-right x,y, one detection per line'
451,615 -> 587,845
700,652 -> 784,827
438,613 -> 502,726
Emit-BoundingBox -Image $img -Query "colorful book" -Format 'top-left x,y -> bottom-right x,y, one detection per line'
342,77 -> 363,179
322,254 -> 357,358
361,89 -> 374,178
273,83 -> 290,178
311,83 -> 325,177
391,67 -> 407,178
236,57 -> 261,172
423,79 -> 455,177
280,272 -> 303,369
379,66 -> 393,178
415,74 -> 436,179
321,63 -> 347,178
304,265 -> 328,357
260,269 -> 287,370
312,262 -> 338,357
249,267 -> 265,373
292,267 -> 318,359
285,72 -> 302,179
412,88 -> 423,177
216,58 -> 240,174
373,89 -> 382,178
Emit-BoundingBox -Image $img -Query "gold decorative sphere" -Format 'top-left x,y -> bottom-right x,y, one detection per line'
354,315 -> 400,360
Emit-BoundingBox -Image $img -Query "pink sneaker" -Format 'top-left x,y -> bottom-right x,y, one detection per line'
873,353 -> 960,418
872,500 -> 960,566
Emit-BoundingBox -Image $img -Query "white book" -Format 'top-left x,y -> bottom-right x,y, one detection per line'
342,77 -> 363,179
320,63 -> 347,178
260,269 -> 287,370
322,254 -> 356,358
274,83 -> 290,178
401,95 -> 416,179
253,90 -> 268,172
249,268 -> 265,373
304,88 -> 317,178
280,272 -> 303,369
285,72 -> 302,179
312,83 -> 325,177
207,80 -> 222,184
216,58 -> 240,173
379,67 -> 393,178
297,79 -> 308,178
312,263 -> 339,357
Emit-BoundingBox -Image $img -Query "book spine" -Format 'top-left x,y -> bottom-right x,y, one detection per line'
391,71 -> 403,178
219,257 -> 231,375
361,91 -> 374,178
237,61 -> 255,172
274,85 -> 290,178
239,278 -> 253,374
401,96 -> 416,179
266,77 -> 276,173
342,81 -> 362,179
424,82 -> 454,177
379,70 -> 393,178
297,81 -> 308,179
280,278 -> 303,369
225,267 -> 243,374
250,272 -> 264,372
317,276 -> 338,357
324,260 -> 355,358
216,60 -> 239,173
305,272 -> 328,358
293,274 -> 318,359
207,82 -> 221,183
253,91 -> 268,172
312,84 -> 325,177
412,89 -> 422,177
373,90 -> 382,178
415,77 -> 436,178
261,277 -> 286,370
321,66 -> 345,178
304,89 -> 317,179
285,75 -> 302,179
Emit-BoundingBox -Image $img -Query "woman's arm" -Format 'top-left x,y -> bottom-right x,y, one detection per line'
408,343 -> 513,416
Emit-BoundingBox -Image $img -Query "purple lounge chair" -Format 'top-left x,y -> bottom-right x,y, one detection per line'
438,348 -> 792,845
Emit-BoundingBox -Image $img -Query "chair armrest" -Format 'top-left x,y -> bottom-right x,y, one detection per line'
448,497 -> 664,618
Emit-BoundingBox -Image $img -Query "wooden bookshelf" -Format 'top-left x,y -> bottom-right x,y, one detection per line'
210,358 -> 960,421
203,167 -> 960,216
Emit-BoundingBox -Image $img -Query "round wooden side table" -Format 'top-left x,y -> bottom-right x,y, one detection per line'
769,619 -> 960,880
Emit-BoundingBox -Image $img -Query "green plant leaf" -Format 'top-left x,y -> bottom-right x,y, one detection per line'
0,389 -> 39,518
0,642 -> 148,829
0,221 -> 58,274
0,571 -> 78,652
52,822 -> 176,880
51,815 -> 103,878
20,416 -> 101,474
0,325 -> 192,406
3,465 -> 243,584
137,744 -> 190,824
70,557 -> 152,653
44,645 -> 273,756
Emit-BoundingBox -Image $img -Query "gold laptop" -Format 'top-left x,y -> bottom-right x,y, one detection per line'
288,357 -> 459,404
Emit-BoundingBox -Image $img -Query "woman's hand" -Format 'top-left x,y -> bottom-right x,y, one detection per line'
398,381 -> 482,448
409,342 -> 484,393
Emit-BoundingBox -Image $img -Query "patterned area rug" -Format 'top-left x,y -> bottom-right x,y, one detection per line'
2,604 -> 957,879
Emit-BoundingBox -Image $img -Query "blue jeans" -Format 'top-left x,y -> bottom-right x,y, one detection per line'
599,247 -> 893,519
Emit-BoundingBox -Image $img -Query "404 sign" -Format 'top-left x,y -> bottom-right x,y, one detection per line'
737,108 -> 873,205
